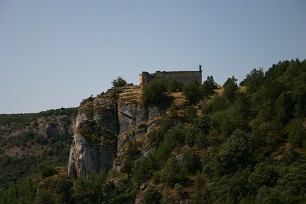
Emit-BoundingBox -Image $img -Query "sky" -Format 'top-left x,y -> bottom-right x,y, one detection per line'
0,0 -> 305,114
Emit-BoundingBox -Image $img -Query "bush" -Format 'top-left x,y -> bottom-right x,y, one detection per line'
143,186 -> 161,204
223,76 -> 238,102
218,130 -> 253,173
35,176 -> 73,204
112,77 -> 127,88
38,161 -> 58,178
192,173 -> 206,204
111,87 -> 122,100
74,171 -> 107,203
242,68 -> 264,94
80,95 -> 94,105
183,80 -> 201,104
184,106 -> 197,122
248,162 -> 279,192
161,156 -> 186,187
287,119 -> 305,148
181,148 -> 201,174
200,75 -> 217,98
167,80 -> 183,92
0,177 -> 38,204
142,79 -> 168,106
132,153 -> 157,185
121,140 -> 140,175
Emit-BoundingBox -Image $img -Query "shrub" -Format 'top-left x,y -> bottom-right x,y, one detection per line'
183,80 -> 201,104
112,77 -> 127,88
143,186 -> 161,204
121,140 -> 140,175
181,148 -> 201,174
0,177 -> 38,204
218,130 -> 253,173
223,76 -> 238,102
200,75 -> 217,98
38,161 -> 58,178
242,68 -> 264,94
80,95 -> 94,105
74,171 -> 107,203
142,79 -> 168,106
132,153 -> 157,185
160,156 -> 186,187
287,119 -> 305,148
184,105 -> 197,122
111,87 -> 122,100
167,80 -> 183,92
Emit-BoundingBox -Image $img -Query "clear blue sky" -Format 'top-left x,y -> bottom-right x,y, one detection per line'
0,0 -> 305,114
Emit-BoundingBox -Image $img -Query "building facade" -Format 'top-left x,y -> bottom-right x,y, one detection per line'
139,65 -> 202,86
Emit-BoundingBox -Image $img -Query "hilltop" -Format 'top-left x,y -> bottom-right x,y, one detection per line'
1,59 -> 306,203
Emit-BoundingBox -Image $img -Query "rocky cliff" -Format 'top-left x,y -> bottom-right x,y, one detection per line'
0,108 -> 77,189
0,109 -> 76,158
68,85 -> 161,179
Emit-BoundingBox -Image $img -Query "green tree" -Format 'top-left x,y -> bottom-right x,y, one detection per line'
132,153 -> 157,185
74,171 -> 107,203
112,76 -> 127,88
142,79 -> 168,106
200,75 -> 217,98
183,80 -> 201,104
192,173 -> 206,204
181,148 -> 201,174
287,119 -> 306,148
38,160 -> 58,179
292,83 -> 306,117
242,68 -> 264,94
167,80 -> 183,92
218,130 -> 253,173
212,169 -> 252,203
217,94 -> 250,136
121,140 -> 140,175
143,186 -> 162,204
35,176 -> 73,204
274,91 -> 294,124
223,76 -> 238,102
184,125 -> 207,148
0,177 -> 38,204
184,105 -> 197,122
161,156 -> 185,187
248,162 -> 279,193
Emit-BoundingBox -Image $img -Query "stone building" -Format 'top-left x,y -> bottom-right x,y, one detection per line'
139,65 -> 202,86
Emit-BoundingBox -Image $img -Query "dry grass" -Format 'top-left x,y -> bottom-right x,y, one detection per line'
239,85 -> 247,93
169,92 -> 187,107
215,85 -> 224,96
118,85 -> 142,105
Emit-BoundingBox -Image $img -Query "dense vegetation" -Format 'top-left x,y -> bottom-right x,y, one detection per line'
1,59 -> 306,203
142,76 -> 217,106
112,76 -> 127,88
0,108 -> 77,191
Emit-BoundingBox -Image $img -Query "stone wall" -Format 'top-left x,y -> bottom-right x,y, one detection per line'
139,66 -> 202,86
155,71 -> 202,84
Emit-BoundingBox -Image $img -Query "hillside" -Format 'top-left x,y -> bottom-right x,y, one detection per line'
1,59 -> 306,203
0,108 -> 77,189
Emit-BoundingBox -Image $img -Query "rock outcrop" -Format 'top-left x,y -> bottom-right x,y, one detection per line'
68,85 -> 161,179
0,109 -> 76,158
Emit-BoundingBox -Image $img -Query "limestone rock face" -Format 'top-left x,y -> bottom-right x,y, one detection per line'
68,85 -> 161,179
68,126 -> 116,178
68,97 -> 119,179
118,103 -> 148,134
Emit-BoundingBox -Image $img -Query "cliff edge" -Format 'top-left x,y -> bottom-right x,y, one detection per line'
68,85 -> 160,179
